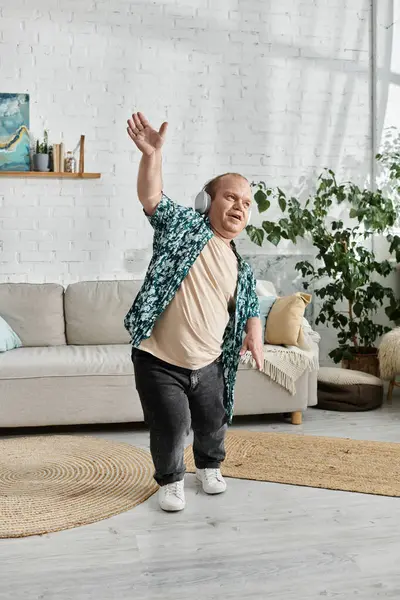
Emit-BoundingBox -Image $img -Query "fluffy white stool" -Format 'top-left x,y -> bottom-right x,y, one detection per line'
378,328 -> 400,402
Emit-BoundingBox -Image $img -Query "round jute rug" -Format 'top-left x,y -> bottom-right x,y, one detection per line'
0,435 -> 158,539
185,430 -> 400,497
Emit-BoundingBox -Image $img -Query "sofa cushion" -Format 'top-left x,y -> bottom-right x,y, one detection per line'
256,280 -> 277,296
265,292 -> 312,348
0,345 -> 132,379
64,280 -> 142,345
0,283 -> 66,347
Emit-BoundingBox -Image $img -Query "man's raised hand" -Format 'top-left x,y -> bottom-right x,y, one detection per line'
127,112 -> 168,156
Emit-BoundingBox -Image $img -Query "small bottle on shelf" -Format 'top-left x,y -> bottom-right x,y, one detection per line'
64,151 -> 76,173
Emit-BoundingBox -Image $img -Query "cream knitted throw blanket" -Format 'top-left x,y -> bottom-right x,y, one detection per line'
240,327 -> 321,395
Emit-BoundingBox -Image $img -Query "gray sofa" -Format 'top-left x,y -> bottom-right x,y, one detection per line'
0,280 -> 319,428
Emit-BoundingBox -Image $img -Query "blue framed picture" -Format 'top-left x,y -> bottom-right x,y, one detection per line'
0,93 -> 30,171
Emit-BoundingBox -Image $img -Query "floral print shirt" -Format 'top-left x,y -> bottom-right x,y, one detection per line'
124,193 -> 260,421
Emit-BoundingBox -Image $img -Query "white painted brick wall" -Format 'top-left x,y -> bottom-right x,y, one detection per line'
0,1 -> 373,275
0,0 -> 377,361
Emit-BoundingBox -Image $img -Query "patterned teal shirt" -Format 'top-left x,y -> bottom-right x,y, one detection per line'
124,194 -> 260,421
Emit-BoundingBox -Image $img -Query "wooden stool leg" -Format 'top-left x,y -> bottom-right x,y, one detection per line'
388,379 -> 395,404
291,411 -> 302,425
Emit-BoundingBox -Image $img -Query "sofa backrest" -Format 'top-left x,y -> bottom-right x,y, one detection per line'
64,280 -> 142,345
0,277 -> 276,348
0,283 -> 66,346
256,280 -> 277,297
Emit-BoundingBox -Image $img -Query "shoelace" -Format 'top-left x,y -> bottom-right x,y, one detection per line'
204,468 -> 222,482
165,481 -> 184,500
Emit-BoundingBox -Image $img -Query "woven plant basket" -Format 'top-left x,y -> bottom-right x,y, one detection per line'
342,347 -> 380,378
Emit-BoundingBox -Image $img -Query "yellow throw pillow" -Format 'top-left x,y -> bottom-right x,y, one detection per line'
265,292 -> 312,347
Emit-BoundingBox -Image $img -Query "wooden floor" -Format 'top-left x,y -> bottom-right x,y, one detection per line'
1,392 -> 400,599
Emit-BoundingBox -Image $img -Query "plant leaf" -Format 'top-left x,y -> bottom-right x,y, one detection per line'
254,190 -> 271,213
278,196 -> 287,212
246,226 -> 264,247
267,231 -> 281,247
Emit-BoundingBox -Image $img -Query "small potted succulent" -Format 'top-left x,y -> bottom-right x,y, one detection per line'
33,130 -> 50,172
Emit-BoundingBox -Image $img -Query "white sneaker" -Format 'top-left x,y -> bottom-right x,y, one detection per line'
196,468 -> 227,495
158,480 -> 186,512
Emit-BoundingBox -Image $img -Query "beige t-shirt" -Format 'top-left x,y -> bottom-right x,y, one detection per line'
139,235 -> 238,370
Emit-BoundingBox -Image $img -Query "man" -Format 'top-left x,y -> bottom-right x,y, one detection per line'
124,112 -> 263,512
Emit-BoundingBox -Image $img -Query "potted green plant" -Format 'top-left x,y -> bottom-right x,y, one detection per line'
33,130 -> 50,172
246,161 -> 400,376
376,126 -> 400,228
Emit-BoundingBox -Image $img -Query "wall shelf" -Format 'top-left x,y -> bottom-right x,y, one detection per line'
0,172 -> 101,179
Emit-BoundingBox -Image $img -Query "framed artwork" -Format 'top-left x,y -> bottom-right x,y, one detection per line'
0,93 -> 30,171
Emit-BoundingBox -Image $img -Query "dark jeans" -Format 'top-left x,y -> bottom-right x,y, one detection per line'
132,348 -> 228,486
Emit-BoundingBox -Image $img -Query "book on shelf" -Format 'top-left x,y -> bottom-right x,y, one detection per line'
59,142 -> 65,172
53,144 -> 60,172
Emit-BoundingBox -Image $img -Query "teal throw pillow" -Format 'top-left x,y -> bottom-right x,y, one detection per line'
243,295 -> 276,344
259,295 -> 277,337
0,316 -> 22,352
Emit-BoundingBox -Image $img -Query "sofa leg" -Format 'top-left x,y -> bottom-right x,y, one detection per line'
291,411 -> 302,425
388,379 -> 395,404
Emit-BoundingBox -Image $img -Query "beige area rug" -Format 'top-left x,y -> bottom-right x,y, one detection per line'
0,435 -> 158,538
185,431 -> 400,497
